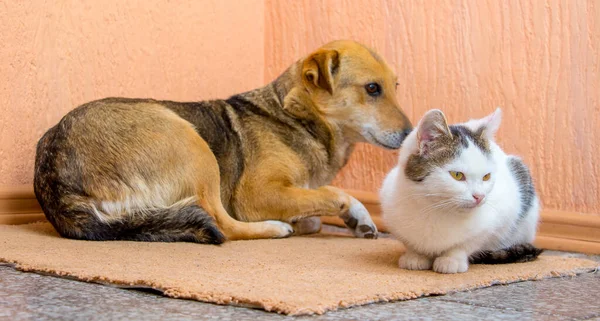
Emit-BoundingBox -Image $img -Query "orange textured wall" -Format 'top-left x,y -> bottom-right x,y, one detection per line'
265,0 -> 600,215
1,1 -> 599,216
0,0 -> 265,185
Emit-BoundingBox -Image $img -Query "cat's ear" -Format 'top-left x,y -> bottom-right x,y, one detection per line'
477,108 -> 502,139
417,109 -> 451,155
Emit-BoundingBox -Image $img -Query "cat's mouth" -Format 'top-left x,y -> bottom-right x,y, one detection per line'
461,200 -> 485,209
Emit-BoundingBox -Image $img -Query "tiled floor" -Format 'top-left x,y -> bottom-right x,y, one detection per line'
1,227 -> 599,321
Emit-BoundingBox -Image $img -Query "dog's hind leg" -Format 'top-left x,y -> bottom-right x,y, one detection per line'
189,135 -> 294,241
198,189 -> 294,240
212,207 -> 295,240
198,188 -> 295,240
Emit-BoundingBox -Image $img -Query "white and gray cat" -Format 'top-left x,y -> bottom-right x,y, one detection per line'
380,108 -> 542,274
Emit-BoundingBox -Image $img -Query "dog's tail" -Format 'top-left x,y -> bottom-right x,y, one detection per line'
38,191 -> 226,245
469,243 -> 544,264
96,204 -> 227,244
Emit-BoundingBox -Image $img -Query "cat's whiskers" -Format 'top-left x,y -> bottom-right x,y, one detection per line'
418,199 -> 460,216
393,192 -> 450,201
392,193 -> 454,207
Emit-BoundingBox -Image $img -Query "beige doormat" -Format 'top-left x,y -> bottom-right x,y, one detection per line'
0,222 -> 597,315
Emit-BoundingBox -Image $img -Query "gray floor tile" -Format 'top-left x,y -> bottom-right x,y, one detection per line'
296,298 -> 566,321
0,265 -> 280,321
439,270 -> 600,320
542,250 -> 600,263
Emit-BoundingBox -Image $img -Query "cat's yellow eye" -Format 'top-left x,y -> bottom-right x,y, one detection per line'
450,171 -> 465,181
483,173 -> 491,181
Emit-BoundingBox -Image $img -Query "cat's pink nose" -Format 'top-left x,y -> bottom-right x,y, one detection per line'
472,194 -> 485,204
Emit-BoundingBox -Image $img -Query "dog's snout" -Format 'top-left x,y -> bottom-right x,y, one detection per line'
371,129 -> 412,150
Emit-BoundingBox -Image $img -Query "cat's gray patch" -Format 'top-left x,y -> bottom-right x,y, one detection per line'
451,125 -> 490,155
508,156 -> 535,218
405,125 -> 491,182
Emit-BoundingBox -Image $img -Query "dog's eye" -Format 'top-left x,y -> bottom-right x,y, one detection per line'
365,83 -> 381,97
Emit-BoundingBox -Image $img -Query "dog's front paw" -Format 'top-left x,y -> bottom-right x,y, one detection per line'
399,252 -> 432,270
433,256 -> 469,274
341,197 -> 378,239
355,223 -> 378,239
265,221 -> 294,238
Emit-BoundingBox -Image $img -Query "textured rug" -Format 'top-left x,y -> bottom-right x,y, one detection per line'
0,222 -> 597,315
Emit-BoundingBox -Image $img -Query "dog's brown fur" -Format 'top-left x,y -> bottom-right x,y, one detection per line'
34,40 -> 412,243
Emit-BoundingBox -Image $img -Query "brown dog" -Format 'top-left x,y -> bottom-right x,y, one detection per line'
34,40 -> 412,244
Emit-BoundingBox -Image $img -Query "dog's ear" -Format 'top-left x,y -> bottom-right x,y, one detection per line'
302,49 -> 340,95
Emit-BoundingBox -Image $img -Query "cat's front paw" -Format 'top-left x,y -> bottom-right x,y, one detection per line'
399,252 -> 433,270
433,256 -> 469,274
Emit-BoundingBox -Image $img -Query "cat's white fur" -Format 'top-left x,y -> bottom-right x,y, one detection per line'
380,109 -> 539,273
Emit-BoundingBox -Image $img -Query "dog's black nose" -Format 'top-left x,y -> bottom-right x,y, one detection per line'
398,128 -> 413,146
